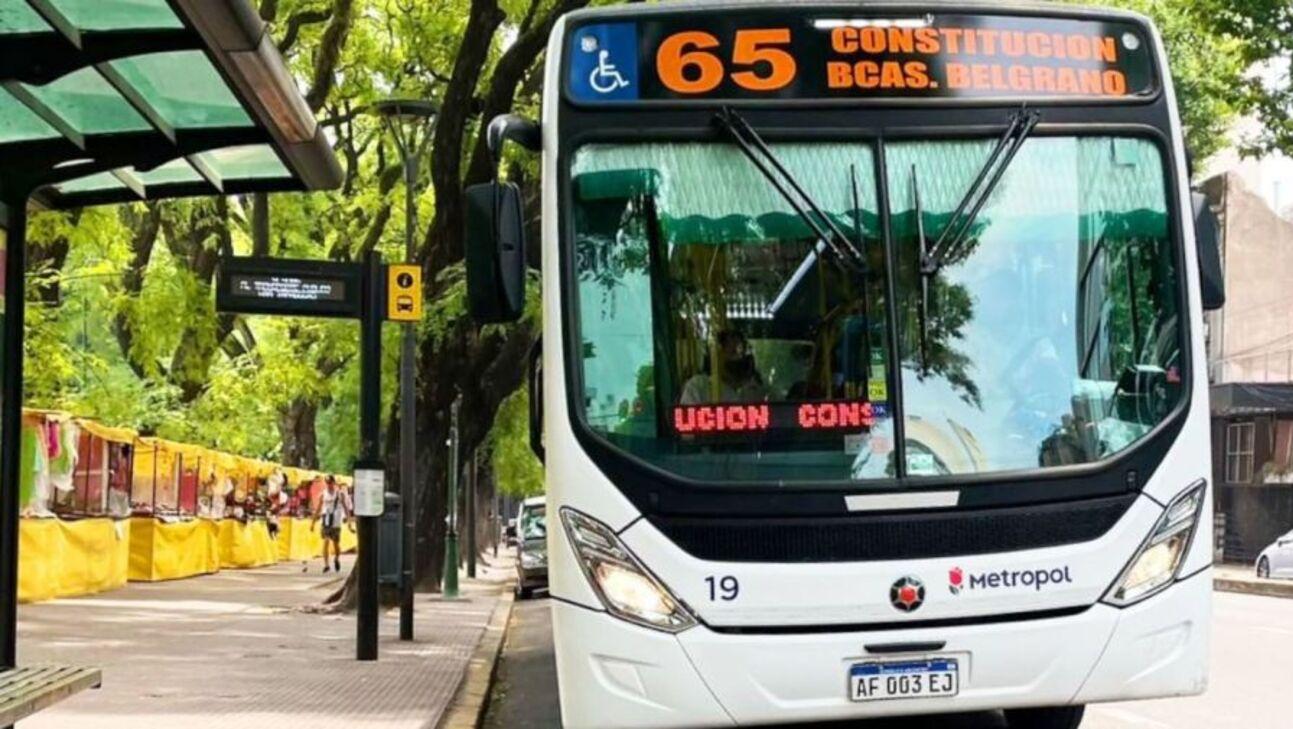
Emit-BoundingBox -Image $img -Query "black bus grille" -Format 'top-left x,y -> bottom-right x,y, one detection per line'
648,493 -> 1138,563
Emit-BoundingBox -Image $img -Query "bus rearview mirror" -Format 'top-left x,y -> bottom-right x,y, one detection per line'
1193,192 -> 1225,311
465,181 -> 526,323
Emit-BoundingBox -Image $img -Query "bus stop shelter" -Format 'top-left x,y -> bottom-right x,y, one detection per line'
0,0 -> 340,718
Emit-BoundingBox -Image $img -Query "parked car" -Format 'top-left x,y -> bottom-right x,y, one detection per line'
515,496 -> 547,599
1256,529 -> 1293,579
504,517 -> 518,547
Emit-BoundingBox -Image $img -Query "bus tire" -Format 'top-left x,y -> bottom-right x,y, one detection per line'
516,584 -> 532,600
1004,705 -> 1085,729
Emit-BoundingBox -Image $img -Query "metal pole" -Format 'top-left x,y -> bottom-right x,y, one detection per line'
356,251 -> 383,661
465,449 -> 477,578
398,141 -> 418,641
443,397 -> 460,598
0,202 -> 27,672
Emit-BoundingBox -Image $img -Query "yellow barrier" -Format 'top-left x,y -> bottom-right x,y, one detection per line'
20,516 -> 355,602
17,518 -> 130,603
275,517 -> 358,562
217,520 -> 277,569
275,517 -> 315,562
128,517 -> 220,582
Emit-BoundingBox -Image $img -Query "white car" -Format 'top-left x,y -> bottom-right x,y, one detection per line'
1256,529 -> 1293,579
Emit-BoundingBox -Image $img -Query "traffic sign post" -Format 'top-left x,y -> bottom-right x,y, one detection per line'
216,253 -> 403,661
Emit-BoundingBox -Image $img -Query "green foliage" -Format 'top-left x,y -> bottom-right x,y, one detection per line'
1084,0 -> 1292,163
488,387 -> 544,498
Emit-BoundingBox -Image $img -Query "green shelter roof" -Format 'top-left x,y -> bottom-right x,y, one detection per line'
0,0 -> 341,208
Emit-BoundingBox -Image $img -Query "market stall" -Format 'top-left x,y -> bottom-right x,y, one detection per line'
14,408 -> 354,595
16,410 -> 133,602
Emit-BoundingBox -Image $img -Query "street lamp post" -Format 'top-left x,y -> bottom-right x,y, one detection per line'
373,99 -> 437,642
445,396 -> 461,598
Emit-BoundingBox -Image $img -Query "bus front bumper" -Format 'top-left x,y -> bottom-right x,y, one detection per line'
552,571 -> 1208,728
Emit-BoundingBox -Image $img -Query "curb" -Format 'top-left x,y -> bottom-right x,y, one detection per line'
1215,577 -> 1293,599
438,585 -> 516,729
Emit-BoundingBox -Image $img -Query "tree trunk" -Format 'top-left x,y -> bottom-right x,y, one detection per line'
278,398 -> 320,468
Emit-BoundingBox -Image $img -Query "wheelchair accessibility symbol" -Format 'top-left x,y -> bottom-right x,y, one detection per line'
570,24 -> 638,102
589,49 -> 631,94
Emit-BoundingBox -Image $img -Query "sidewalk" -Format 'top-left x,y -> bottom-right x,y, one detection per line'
16,551 -> 514,729
1214,563 -> 1293,598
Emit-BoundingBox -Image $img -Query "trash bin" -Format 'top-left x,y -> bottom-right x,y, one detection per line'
379,493 -> 402,586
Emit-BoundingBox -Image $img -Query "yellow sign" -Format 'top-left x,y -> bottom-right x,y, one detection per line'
387,264 -> 423,322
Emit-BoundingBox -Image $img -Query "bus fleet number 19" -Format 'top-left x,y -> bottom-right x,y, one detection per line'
705,575 -> 740,601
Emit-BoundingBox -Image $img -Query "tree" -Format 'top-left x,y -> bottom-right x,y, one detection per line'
1088,0 -> 1292,163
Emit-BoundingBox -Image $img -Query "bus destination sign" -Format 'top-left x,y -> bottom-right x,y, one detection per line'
216,257 -> 364,319
567,13 -> 1156,104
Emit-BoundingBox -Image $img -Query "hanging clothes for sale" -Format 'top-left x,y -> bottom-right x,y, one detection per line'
48,420 -> 79,495
19,417 -> 52,516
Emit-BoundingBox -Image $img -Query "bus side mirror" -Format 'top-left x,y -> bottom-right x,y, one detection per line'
465,181 -> 526,323
1193,192 -> 1225,311
464,115 -> 541,324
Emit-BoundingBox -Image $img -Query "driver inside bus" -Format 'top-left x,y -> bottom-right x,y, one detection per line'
680,329 -> 770,404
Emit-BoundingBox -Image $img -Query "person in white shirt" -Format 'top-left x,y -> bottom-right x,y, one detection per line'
311,476 -> 353,573
680,329 -> 770,405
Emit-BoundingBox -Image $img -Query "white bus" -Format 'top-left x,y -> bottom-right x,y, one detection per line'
466,2 -> 1226,727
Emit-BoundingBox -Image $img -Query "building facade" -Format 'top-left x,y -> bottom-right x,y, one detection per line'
1203,172 -> 1293,563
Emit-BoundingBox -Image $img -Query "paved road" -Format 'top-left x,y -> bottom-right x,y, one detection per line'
484,591 -> 1293,728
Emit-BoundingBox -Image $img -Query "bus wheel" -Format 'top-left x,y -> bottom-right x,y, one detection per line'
1004,706 -> 1085,729
516,584 -> 532,600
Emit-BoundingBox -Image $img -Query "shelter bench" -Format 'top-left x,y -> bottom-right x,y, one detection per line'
0,665 -> 100,727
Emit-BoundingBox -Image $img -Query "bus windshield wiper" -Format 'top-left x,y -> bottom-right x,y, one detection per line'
714,107 -> 867,272
912,107 -> 1037,374
911,165 -> 931,375
919,107 -> 1040,276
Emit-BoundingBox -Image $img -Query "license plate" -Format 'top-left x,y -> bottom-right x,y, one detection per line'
849,658 -> 959,702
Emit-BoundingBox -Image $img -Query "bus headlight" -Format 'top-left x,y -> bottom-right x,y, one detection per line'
561,508 -> 696,633
1103,482 -> 1206,607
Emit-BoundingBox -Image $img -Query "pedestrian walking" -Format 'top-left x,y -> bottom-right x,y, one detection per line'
311,475 -> 353,574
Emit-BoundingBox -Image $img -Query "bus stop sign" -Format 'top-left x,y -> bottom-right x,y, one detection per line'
386,264 -> 423,322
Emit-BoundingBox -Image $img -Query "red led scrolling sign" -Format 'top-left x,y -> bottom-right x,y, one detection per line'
673,400 -> 879,436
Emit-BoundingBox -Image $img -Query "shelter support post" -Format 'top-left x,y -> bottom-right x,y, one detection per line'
0,200 -> 26,673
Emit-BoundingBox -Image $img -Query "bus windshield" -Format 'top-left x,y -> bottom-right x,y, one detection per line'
571,136 -> 1182,484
